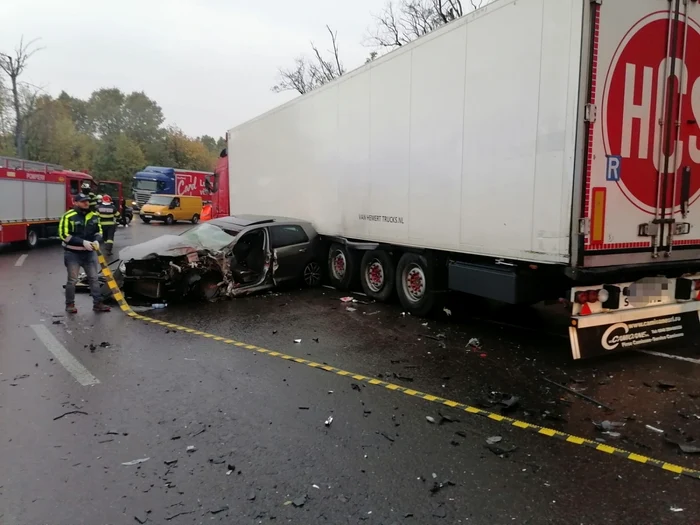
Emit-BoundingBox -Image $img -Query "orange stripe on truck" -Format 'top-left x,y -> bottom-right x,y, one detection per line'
590,187 -> 606,244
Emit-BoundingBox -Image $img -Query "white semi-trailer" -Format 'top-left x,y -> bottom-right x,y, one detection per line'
227,0 -> 700,359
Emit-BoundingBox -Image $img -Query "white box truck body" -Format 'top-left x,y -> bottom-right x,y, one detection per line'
228,0 -> 700,358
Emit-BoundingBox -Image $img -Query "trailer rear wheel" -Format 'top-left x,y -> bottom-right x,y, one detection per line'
360,250 -> 395,301
328,243 -> 357,290
396,253 -> 439,316
24,228 -> 39,250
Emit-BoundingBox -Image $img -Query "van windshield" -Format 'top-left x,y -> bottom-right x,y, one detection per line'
147,196 -> 173,206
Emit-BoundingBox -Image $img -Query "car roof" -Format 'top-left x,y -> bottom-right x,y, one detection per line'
210,215 -> 310,228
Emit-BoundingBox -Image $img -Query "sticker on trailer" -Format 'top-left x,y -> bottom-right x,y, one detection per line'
602,12 -> 700,213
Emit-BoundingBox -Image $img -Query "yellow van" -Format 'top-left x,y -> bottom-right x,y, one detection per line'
140,195 -> 203,225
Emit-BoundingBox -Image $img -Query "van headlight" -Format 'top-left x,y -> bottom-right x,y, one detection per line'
155,212 -> 161,215
119,261 -> 127,274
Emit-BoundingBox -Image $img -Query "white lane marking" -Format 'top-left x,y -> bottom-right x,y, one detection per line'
31,324 -> 101,386
640,350 -> 700,365
15,254 -> 28,266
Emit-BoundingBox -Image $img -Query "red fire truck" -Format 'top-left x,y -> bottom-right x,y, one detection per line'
0,157 -> 123,249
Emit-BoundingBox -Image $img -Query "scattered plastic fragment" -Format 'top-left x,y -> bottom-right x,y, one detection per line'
99,341 -> 110,348
594,420 -> 625,431
210,506 -> 229,515
543,377 -> 613,410
426,416 -> 436,424
122,457 -> 150,466
486,436 -> 502,445
53,410 -> 88,421
467,338 -> 481,349
380,432 -> 395,442
164,459 -> 178,466
294,339 -> 302,343
325,415 -> 334,427
186,445 -> 197,452
499,395 -> 520,411
312,484 -> 320,489
486,443 -> 518,456
443,307 -> 452,316
670,507 -> 684,512
438,412 -> 458,424
645,425 -> 665,434
430,480 -> 455,495
340,297 -> 354,303
346,307 -> 357,312
292,495 -> 307,507
657,380 -> 677,390
351,383 -> 361,392
247,491 -> 256,501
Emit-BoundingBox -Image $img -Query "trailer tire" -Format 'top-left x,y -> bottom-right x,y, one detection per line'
24,228 -> 39,250
165,215 -> 174,225
327,243 -> 357,290
396,253 -> 439,316
360,250 -> 395,302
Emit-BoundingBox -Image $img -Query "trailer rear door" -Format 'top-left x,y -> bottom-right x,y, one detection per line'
581,0 -> 700,267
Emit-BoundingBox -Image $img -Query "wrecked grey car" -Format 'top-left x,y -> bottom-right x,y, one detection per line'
118,215 -> 324,301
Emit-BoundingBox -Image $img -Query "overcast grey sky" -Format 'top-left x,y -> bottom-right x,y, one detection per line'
2,0 -> 379,138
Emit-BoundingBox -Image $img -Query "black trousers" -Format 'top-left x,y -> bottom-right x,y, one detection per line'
102,225 -> 116,253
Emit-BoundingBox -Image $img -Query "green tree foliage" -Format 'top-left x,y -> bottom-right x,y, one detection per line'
93,133 -> 146,191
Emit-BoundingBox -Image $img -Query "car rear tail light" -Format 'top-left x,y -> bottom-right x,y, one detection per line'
575,288 -> 609,305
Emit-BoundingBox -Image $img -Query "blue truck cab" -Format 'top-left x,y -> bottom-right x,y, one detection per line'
132,167 -> 177,207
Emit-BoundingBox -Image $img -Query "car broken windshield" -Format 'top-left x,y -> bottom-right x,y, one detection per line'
179,223 -> 239,251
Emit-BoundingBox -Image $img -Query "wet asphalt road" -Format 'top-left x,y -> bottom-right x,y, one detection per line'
1,223 -> 699,524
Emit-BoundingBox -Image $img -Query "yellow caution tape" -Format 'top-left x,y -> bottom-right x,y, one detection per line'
97,253 -> 700,481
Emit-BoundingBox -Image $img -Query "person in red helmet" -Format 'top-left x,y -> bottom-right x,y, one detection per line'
96,194 -> 120,256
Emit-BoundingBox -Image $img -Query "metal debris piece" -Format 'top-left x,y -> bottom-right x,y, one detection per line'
645,425 -> 665,434
543,377 -> 613,410
679,443 -> 700,454
211,506 -> 229,515
292,495 -> 307,507
294,339 -> 302,343
486,436 -> 502,445
53,410 -> 88,421
324,415 -> 334,427
186,445 -> 197,452
426,416 -> 436,424
165,510 -> 195,521
380,432 -> 395,442
122,457 -> 150,466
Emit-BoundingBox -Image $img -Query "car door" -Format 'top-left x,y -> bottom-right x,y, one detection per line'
269,224 -> 311,283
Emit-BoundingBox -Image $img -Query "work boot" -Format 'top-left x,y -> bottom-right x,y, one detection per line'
66,303 -> 78,314
93,303 -> 111,313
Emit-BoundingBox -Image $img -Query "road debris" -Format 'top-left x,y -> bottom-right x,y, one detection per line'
443,307 -> 452,316
467,338 -> 481,349
324,415 -> 334,427
164,459 -> 178,466
486,443 -> 518,456
338,494 -> 349,503
645,425 -> 665,434
99,341 -> 110,348
670,507 -> 684,512
165,510 -> 194,521
499,395 -> 520,412
351,383 -> 361,392
186,445 -> 197,453
122,457 -> 150,466
426,416 -> 436,424
593,420 -> 625,432
53,410 -> 88,421
340,296 -> 354,303
543,377 -> 613,410
292,495 -> 307,507
134,515 -> 149,524
430,480 -> 455,495
433,505 -> 447,518
486,436 -> 502,445
294,339 -> 302,343
657,380 -> 677,391
346,307 -> 357,312
380,432 -> 395,442
248,490 -> 256,501
312,484 -> 320,489
666,437 -> 700,454
210,506 -> 229,515
438,412 -> 458,424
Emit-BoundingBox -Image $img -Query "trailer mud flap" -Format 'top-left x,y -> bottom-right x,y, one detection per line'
569,302 -> 700,359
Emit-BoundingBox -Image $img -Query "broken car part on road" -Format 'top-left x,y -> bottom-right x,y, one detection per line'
94,250 -> 700,482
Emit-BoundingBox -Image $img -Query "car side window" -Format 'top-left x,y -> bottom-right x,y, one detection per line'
270,225 -> 308,249
173,198 -> 180,207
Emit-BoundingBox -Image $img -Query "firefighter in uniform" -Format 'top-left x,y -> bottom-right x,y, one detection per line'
58,194 -> 111,313
97,194 -> 120,255
81,182 -> 97,211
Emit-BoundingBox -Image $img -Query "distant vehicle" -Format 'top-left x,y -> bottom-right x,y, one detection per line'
132,166 -> 213,207
0,156 -> 122,248
121,205 -> 133,225
224,0 -> 700,360
118,215 -> 324,300
139,195 -> 203,225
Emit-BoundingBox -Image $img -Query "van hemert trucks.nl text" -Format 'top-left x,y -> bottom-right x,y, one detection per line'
225,0 -> 700,359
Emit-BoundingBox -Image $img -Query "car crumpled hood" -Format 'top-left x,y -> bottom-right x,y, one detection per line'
119,235 -> 202,261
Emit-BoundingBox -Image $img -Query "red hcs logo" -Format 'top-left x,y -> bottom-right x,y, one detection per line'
603,13 -> 700,212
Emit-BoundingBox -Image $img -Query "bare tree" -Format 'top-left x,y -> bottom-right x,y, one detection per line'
0,37 -> 43,158
367,0 -> 487,51
272,26 -> 345,95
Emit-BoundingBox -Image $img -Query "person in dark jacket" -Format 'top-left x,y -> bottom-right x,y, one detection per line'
81,182 -> 97,211
58,194 -> 111,313
96,194 -> 120,255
